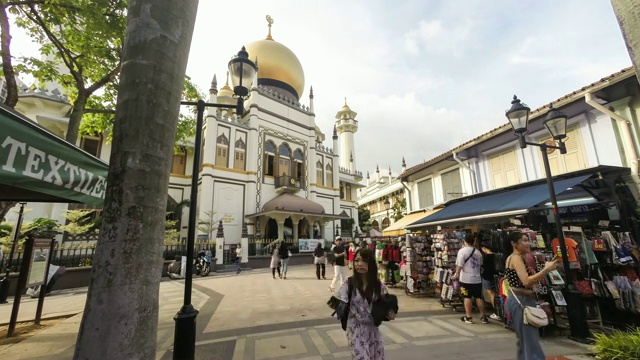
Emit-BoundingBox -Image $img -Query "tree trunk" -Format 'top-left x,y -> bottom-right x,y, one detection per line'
0,4 -> 18,108
612,0 -> 640,86
65,91 -> 89,146
73,1 -> 199,359
0,201 -> 17,222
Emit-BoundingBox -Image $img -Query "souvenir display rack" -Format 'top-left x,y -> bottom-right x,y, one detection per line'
404,235 -> 435,296
433,230 -> 465,310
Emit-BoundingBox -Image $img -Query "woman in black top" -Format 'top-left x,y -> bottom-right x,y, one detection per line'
279,241 -> 290,279
313,243 -> 327,280
504,232 -> 558,360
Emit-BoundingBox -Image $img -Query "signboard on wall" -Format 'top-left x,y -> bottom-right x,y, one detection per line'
26,239 -> 53,287
298,239 -> 323,252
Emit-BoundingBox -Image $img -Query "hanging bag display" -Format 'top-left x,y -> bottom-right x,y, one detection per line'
603,231 -> 634,265
574,279 -> 594,297
508,287 -> 549,328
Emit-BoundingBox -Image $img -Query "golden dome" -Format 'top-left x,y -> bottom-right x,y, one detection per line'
245,22 -> 305,100
217,71 -> 235,105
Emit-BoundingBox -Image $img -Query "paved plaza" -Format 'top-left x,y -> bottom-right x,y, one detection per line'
0,265 -> 593,359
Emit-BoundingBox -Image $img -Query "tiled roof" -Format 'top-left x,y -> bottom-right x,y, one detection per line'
399,66 -> 635,179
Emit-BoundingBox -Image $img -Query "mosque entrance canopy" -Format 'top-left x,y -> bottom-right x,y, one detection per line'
245,193 -> 349,220
0,105 -> 108,205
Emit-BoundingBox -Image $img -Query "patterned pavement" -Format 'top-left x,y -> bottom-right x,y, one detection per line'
0,265 -> 593,359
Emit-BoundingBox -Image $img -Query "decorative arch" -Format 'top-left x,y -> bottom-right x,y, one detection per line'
264,140 -> 277,176
215,134 -> 229,167
381,217 -> 390,229
371,220 -> 380,231
293,148 -> 304,180
278,143 -> 292,176
234,138 -> 246,170
325,163 -> 333,188
316,160 -> 324,186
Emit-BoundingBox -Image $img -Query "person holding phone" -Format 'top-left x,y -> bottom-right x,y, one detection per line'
504,231 -> 559,360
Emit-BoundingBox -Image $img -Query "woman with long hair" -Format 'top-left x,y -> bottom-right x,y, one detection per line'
504,232 -> 558,360
314,243 -> 327,280
270,245 -> 281,279
336,248 -> 397,360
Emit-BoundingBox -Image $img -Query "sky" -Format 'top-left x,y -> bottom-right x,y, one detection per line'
10,1 -> 633,178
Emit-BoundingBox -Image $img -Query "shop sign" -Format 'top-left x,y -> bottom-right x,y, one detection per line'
221,213 -> 235,224
532,204 -> 599,217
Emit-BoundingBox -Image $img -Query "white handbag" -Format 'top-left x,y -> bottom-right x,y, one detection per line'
509,287 -> 549,328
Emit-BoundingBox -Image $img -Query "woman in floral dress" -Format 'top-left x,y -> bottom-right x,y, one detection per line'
337,248 -> 396,360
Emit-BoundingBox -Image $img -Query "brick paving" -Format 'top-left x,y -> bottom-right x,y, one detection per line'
0,265 -> 594,359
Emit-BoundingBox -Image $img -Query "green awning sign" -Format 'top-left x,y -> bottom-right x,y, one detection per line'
0,105 -> 108,205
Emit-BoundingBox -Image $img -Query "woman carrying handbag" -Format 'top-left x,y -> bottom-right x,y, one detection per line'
504,232 -> 559,360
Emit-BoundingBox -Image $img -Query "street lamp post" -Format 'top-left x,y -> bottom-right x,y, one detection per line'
384,198 -> 390,228
173,46 -> 257,360
505,95 -> 590,342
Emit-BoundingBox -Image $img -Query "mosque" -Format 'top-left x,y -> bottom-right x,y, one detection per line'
2,16 -> 363,247
171,16 -> 363,244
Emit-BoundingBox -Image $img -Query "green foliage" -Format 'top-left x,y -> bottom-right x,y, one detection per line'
358,206 -> 372,232
197,211 -> 217,240
593,328 -> 640,360
21,217 -> 59,238
391,197 -> 406,221
58,210 -> 95,236
164,218 -> 179,244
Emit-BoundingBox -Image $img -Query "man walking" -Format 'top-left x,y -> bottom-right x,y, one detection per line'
452,234 -> 487,324
330,236 -> 346,293
234,245 -> 242,274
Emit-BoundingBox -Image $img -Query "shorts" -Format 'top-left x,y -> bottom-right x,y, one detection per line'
482,278 -> 496,291
459,282 -> 482,299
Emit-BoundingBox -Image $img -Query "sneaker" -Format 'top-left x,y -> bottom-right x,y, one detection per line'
489,314 -> 501,321
460,316 -> 473,324
481,316 -> 489,324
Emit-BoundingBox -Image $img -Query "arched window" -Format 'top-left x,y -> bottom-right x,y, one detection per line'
345,183 -> 352,201
215,134 -> 229,167
264,140 -> 276,176
293,149 -> 304,180
326,164 -> 333,188
316,160 -> 324,186
171,147 -> 187,175
278,143 -> 292,176
382,217 -> 390,229
234,138 -> 246,171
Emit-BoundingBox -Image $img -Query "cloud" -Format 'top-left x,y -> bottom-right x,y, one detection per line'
403,20 -> 442,54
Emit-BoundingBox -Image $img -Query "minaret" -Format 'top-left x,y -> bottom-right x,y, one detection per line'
335,98 -> 358,172
208,74 -> 218,102
366,171 -> 370,186
309,86 -> 314,113
388,166 -> 392,180
332,124 -> 339,172
376,165 -> 381,182
402,157 -> 406,173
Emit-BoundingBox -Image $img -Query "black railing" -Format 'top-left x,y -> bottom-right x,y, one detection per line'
0,243 -> 216,273
274,175 -> 303,190
248,238 -> 299,256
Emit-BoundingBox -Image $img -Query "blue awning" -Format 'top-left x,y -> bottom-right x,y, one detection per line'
407,174 -> 592,228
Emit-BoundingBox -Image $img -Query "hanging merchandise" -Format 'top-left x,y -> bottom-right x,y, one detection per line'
404,235 -> 434,296
603,231 -> 634,265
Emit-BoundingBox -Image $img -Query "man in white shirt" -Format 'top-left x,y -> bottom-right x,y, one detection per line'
234,245 -> 242,274
452,234 -> 486,324
330,236 -> 346,293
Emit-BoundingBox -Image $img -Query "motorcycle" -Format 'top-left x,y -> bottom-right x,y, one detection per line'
195,251 -> 212,277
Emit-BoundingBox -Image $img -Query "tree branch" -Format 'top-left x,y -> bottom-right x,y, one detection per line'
0,2 -> 19,107
20,4 -> 84,89
6,0 -> 46,5
84,108 -> 115,114
86,61 -> 121,94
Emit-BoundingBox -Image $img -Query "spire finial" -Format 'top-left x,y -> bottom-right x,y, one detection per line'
266,15 -> 274,40
402,157 -> 406,167
225,71 -> 230,86
310,86 -> 314,98
210,74 -> 218,95
344,97 -> 347,106
376,165 -> 380,172
332,124 -> 338,140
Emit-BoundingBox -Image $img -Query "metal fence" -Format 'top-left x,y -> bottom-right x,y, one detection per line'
0,242 -> 216,273
247,238 -> 299,256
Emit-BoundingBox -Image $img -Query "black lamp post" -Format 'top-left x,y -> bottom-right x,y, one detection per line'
383,198 -> 390,224
173,46 -> 257,360
505,95 -> 590,342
